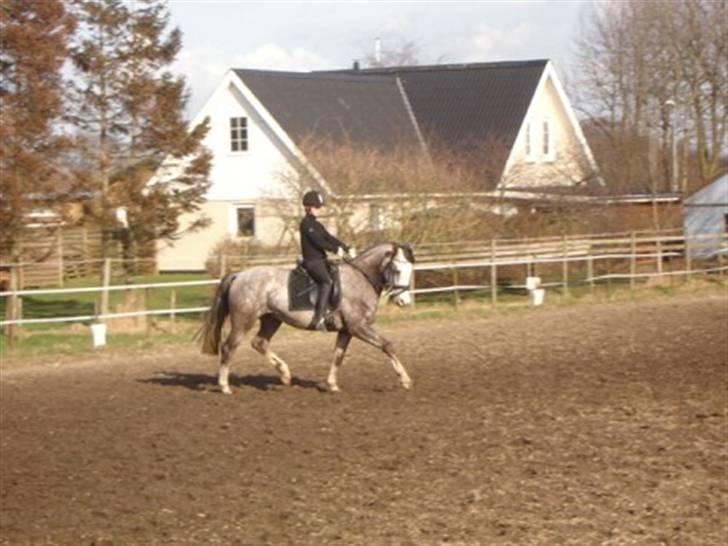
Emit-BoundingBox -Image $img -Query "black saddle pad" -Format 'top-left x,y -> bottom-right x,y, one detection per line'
288,264 -> 341,312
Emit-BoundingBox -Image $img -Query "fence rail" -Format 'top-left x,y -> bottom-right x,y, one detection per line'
2,230 -> 726,342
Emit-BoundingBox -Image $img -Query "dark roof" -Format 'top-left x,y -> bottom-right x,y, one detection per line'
328,60 -> 548,151
234,60 -> 547,154
233,69 -> 421,150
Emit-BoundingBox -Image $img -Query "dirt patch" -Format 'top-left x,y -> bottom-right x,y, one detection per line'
1,294 -> 726,545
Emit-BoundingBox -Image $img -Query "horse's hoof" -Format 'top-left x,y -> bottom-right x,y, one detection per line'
328,384 -> 341,393
220,386 -> 232,395
401,381 -> 413,390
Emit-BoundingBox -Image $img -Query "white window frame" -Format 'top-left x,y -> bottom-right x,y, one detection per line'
524,122 -> 536,163
230,204 -> 255,238
542,118 -> 556,162
229,116 -> 248,153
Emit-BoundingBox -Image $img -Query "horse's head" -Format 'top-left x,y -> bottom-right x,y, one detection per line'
381,243 -> 415,306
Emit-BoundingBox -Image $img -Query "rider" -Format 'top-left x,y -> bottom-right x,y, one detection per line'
299,190 -> 350,331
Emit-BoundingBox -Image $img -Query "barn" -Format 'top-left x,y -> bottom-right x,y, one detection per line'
683,173 -> 728,258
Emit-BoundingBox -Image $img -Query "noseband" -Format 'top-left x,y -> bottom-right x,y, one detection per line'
346,243 -> 414,296
382,245 -> 413,296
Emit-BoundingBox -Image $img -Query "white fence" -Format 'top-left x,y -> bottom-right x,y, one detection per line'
2,230 -> 726,340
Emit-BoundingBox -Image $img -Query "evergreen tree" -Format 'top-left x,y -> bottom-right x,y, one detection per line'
70,0 -> 211,271
0,0 -> 75,262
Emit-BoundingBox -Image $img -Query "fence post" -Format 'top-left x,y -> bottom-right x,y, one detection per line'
630,231 -> 636,290
452,266 -> 460,308
685,237 -> 692,281
170,290 -> 177,333
5,266 -> 20,348
587,252 -> 594,296
58,230 -> 65,287
99,257 -> 111,322
656,237 -> 663,275
410,270 -> 417,308
562,235 -> 569,297
145,288 -> 153,337
490,239 -> 497,305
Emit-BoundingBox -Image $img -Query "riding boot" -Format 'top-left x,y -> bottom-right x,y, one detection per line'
309,282 -> 333,331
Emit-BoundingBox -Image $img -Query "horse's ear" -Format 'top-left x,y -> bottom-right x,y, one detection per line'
402,243 -> 415,263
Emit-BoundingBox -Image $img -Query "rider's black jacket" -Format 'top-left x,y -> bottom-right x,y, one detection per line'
299,213 -> 348,263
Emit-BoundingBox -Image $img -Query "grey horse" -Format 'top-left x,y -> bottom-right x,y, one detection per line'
199,242 -> 415,393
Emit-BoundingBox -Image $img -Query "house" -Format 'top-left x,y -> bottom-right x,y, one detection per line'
683,173 -> 728,259
156,59 -> 599,271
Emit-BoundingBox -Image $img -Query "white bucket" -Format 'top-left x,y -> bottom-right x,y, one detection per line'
530,288 -> 545,306
90,323 -> 107,348
526,276 -> 541,290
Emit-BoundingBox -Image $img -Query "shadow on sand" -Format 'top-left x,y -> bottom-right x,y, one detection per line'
139,371 -> 325,392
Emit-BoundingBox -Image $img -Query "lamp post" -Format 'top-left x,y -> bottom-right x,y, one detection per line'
664,99 -> 678,192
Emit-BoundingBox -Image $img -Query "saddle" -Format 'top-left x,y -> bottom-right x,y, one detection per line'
288,259 -> 342,312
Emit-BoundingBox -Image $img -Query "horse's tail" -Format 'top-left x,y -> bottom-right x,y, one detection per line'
198,273 -> 236,356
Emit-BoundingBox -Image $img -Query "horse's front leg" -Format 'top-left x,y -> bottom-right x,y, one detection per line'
327,330 -> 352,392
350,324 -> 412,390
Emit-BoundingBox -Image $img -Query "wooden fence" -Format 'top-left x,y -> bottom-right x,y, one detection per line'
2,230 -> 726,346
0,225 -> 156,289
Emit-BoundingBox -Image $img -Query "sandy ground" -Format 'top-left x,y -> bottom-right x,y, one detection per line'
1,294 -> 726,545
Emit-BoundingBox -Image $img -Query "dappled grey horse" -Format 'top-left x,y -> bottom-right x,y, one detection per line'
199,242 -> 415,393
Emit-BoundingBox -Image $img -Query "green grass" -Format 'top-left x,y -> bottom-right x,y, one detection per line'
0,273 -> 214,332
2,273 -> 725,362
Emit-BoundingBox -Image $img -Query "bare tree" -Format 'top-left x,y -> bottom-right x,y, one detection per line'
363,37 -> 421,68
571,0 -> 727,188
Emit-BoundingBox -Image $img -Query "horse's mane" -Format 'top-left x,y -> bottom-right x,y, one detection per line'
354,241 -> 415,263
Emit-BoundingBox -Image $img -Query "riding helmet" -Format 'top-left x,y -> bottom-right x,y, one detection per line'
302,190 -> 325,208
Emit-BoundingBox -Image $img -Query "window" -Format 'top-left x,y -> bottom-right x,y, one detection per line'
542,118 -> 556,161
524,122 -> 534,161
369,204 -> 385,231
230,117 -> 248,152
235,206 -> 255,237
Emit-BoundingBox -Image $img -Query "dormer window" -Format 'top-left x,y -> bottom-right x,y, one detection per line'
230,117 -> 248,152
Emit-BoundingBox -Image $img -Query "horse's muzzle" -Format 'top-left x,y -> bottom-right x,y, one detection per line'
393,290 -> 412,306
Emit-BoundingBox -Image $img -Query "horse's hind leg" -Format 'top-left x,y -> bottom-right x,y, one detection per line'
219,311 -> 256,394
351,324 -> 412,390
219,327 -> 244,395
251,314 -> 291,386
327,330 -> 352,393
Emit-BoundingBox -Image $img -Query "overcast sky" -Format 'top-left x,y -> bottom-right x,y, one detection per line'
167,0 -> 594,116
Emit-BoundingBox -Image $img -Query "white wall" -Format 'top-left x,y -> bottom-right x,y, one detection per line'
204,81 -> 296,201
157,77 -> 305,270
505,74 -> 592,187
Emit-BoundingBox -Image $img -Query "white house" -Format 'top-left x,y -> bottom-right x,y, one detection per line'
156,59 -> 598,271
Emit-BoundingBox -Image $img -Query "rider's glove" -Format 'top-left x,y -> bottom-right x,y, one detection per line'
336,246 -> 346,258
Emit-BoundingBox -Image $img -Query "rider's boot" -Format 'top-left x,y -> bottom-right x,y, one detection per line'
309,282 -> 333,331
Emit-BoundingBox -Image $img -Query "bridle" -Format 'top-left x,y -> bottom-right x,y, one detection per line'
345,243 -> 413,297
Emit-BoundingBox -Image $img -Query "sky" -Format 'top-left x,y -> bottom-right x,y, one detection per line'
166,0 -> 594,116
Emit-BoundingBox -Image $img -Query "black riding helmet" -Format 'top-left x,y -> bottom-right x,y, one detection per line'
302,190 -> 324,208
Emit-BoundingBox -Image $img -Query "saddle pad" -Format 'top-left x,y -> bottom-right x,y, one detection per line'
287,265 -> 342,312
288,267 -> 316,311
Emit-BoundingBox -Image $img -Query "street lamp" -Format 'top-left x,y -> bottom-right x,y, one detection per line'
664,99 -> 678,192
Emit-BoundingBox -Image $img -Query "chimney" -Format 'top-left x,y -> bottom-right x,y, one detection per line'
353,60 -> 360,71
375,37 -> 382,64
